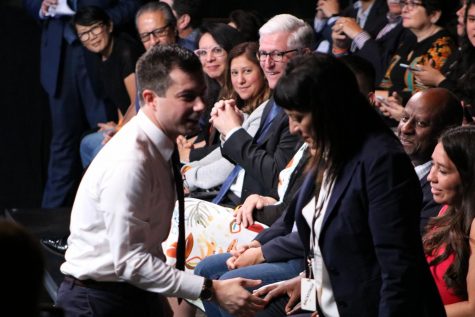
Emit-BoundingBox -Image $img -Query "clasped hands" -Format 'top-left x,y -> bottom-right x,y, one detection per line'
209,99 -> 244,138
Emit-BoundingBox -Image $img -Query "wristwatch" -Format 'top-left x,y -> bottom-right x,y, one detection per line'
199,278 -> 214,301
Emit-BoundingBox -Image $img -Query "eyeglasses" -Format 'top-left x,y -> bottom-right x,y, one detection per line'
194,46 -> 225,59
401,1 -> 424,10
139,24 -> 171,43
256,49 -> 299,62
78,23 -> 105,42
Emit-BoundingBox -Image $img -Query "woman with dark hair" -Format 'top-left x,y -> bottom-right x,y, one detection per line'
377,0 -> 456,123
73,6 -> 144,167
228,9 -> 263,42
182,42 -> 270,193
423,125 -> 475,316
411,0 -> 475,121
253,53 -> 445,317
178,22 -> 245,162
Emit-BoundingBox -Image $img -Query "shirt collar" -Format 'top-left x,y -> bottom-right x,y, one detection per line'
415,160 -> 432,180
136,110 -> 174,162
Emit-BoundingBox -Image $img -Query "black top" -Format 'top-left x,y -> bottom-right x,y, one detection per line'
98,33 -> 144,115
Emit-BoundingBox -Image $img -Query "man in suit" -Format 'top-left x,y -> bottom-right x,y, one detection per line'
397,88 -> 463,234
23,0 -> 139,208
210,14 -> 314,206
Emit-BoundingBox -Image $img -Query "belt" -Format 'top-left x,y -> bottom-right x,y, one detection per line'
64,275 -> 139,292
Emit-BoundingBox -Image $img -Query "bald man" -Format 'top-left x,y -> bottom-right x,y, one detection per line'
397,88 -> 463,233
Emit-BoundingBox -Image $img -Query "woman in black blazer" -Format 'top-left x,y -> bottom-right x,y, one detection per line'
254,53 -> 445,317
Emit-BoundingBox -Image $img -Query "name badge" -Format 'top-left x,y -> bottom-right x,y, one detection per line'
301,277 -> 317,311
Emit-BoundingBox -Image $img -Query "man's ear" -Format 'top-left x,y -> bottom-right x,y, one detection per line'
142,90 -> 157,108
177,14 -> 191,32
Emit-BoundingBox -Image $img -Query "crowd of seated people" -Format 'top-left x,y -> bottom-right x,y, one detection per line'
25,0 -> 475,316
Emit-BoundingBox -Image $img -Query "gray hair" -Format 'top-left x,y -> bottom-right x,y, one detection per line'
259,14 -> 315,50
135,2 -> 177,30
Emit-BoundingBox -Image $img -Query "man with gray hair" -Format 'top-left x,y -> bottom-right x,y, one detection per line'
209,14 -> 315,207
55,45 -> 266,317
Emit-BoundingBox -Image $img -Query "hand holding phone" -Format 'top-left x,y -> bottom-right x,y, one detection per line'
400,63 -> 420,72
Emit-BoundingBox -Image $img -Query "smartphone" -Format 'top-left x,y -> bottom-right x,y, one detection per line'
376,96 -> 390,106
400,63 -> 420,72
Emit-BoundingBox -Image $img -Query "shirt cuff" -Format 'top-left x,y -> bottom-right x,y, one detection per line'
353,31 -> 371,50
223,127 -> 242,143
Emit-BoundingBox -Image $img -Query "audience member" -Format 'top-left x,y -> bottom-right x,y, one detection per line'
228,9 -> 263,42
182,42 -> 271,193
178,22 -> 245,163
424,125 -> 475,315
209,13 -> 314,206
314,0 -> 388,53
23,0 -> 140,208
55,44 -> 265,317
416,0 -> 475,118
332,0 -> 411,83
397,88 -> 463,234
136,1 -> 178,51
254,53 -> 445,317
160,0 -> 203,50
73,6 -> 144,167
378,0 -> 456,122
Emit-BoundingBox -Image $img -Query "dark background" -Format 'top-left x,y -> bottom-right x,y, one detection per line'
0,0 -> 315,211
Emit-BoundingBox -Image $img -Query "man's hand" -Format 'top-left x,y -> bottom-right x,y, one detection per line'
317,0 -> 340,18
379,92 -> 404,121
213,278 -> 266,317
337,17 -> 363,39
210,99 -> 243,137
41,0 -> 57,16
253,276 -> 302,315
235,194 -> 277,228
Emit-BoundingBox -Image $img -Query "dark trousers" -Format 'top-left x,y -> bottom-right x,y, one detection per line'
42,41 -> 115,208
56,277 -> 172,317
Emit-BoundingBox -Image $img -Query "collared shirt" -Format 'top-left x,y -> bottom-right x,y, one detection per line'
302,173 -> 339,316
61,110 -> 204,299
415,160 -> 433,181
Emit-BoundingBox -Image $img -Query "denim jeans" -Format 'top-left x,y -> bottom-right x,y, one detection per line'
80,130 -> 107,168
195,253 -> 304,317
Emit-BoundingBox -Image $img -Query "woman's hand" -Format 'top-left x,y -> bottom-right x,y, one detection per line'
414,63 -> 445,87
210,99 -> 243,137
98,121 -> 117,131
234,194 -> 277,227
226,241 -> 261,270
253,276 -> 303,315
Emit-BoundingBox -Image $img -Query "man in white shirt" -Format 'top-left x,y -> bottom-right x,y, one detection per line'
55,44 -> 266,317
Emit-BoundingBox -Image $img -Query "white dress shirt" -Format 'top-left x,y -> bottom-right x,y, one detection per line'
61,110 -> 204,299
302,174 -> 340,317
